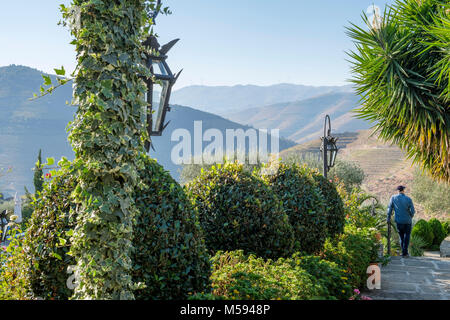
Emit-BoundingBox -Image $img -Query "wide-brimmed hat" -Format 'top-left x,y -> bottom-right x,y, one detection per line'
397,185 -> 406,191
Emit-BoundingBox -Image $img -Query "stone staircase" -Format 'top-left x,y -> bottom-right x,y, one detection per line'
365,252 -> 450,300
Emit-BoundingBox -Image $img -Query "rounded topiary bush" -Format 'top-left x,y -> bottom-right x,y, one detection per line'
311,172 -> 345,238
132,154 -> 211,300
428,218 -> 446,247
262,163 -> 327,254
186,162 -> 295,259
412,219 -> 434,248
23,168 -> 77,300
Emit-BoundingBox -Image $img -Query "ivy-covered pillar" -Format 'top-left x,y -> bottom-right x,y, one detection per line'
62,0 -> 152,299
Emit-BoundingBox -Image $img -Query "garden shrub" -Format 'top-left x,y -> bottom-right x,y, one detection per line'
329,160 -> 365,192
24,155 -> 212,300
340,188 -> 386,231
288,254 -> 352,300
442,221 -> 450,237
409,234 -> 427,257
411,219 -> 434,248
262,163 -> 327,254
283,154 -> 365,191
311,172 -> 345,238
0,224 -> 31,300
187,162 -> 295,259
23,167 -> 76,300
198,251 -> 324,300
428,218 -> 446,247
132,155 -> 211,300
320,224 -> 379,288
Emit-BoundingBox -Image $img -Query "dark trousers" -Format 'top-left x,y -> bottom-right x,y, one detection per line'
396,223 -> 412,256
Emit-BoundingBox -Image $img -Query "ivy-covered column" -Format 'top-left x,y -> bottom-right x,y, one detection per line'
62,0 -> 152,299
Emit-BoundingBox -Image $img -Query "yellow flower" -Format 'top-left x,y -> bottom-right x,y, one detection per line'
233,289 -> 239,294
341,277 -> 348,280
342,290 -> 345,293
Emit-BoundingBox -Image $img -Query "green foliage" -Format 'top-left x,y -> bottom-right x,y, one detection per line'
442,221 -> 450,236
180,154 -> 262,185
23,167 -> 77,300
61,0 -> 161,299
428,218 -> 446,246
0,224 -> 31,300
411,169 -> 450,216
330,160 -> 365,192
411,219 -> 434,248
284,154 -> 366,192
311,172 -> 345,238
132,154 -> 211,300
340,188 -> 386,231
203,251 -> 324,300
24,155 -> 211,300
33,149 -> 44,194
347,0 -> 450,183
262,163 -> 327,254
409,234 -> 427,257
321,224 -> 379,288
186,162 -> 295,259
289,254 -> 352,300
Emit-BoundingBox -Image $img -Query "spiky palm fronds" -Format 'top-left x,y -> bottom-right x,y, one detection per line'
347,0 -> 450,183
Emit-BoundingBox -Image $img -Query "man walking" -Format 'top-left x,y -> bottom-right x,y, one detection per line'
387,186 -> 415,257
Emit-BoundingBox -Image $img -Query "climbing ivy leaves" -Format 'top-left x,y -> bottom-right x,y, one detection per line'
61,0 -> 158,300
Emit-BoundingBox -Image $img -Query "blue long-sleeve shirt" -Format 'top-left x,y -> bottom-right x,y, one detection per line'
387,193 -> 415,224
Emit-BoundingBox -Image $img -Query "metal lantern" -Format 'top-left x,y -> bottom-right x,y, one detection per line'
142,35 -> 182,151
320,115 -> 339,178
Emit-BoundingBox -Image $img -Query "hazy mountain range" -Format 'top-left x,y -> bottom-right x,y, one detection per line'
171,83 -> 355,115
0,66 -> 294,195
225,92 -> 370,143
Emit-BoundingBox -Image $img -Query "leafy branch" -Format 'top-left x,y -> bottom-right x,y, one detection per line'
30,66 -> 73,101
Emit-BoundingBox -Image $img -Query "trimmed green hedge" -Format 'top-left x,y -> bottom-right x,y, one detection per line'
186,162 -> 295,259
262,163 -> 327,254
132,155 -> 211,299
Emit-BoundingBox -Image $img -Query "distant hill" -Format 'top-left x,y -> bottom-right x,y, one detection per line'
226,92 -> 370,143
0,65 -> 294,195
171,83 -> 354,115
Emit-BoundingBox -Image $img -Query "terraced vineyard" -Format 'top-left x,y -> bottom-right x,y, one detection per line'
280,132 -> 359,157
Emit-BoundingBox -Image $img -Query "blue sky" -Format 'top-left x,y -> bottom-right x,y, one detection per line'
0,0 -> 394,89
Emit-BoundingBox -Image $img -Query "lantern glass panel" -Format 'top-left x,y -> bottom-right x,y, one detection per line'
327,142 -> 338,168
150,59 -> 168,76
152,80 -> 170,132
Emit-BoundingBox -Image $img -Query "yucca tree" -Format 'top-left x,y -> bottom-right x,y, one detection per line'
347,0 -> 449,183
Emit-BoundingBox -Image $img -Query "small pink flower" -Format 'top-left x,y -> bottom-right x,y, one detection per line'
354,289 -> 360,295
362,296 -> 372,300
